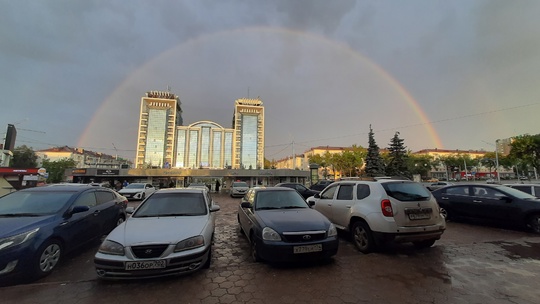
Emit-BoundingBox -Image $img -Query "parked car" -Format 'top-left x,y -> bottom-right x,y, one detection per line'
309,180 -> 334,191
504,184 -> 540,198
118,182 -> 156,200
275,182 -> 320,199
432,184 -> 540,233
237,187 -> 338,263
188,183 -> 209,190
230,181 -> 249,197
0,185 -> 127,284
94,188 -> 220,279
307,178 -> 446,253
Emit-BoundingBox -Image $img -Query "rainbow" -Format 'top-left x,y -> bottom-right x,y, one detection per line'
78,27 -> 443,155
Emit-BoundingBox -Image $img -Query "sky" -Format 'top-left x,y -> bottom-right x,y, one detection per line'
1,0 -> 539,162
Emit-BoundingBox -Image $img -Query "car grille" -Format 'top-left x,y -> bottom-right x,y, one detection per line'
282,231 -> 327,243
131,244 -> 169,258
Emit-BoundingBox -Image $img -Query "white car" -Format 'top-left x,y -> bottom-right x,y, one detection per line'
307,178 -> 446,253
230,181 -> 249,197
118,183 -> 156,200
94,188 -> 220,279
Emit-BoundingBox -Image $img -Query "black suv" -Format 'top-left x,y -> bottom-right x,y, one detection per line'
310,180 -> 334,191
275,182 -> 320,199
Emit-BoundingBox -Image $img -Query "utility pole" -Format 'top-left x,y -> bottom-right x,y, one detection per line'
495,139 -> 500,183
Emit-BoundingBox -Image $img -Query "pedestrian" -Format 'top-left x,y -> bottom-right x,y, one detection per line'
123,180 -> 129,187
215,180 -> 220,193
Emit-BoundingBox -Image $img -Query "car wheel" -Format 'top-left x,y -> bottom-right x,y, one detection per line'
526,214 -> 540,233
351,221 -> 375,254
33,239 -> 62,278
413,239 -> 436,249
202,246 -> 212,269
141,193 -> 146,200
439,207 -> 450,220
116,216 -> 125,226
250,233 -> 261,263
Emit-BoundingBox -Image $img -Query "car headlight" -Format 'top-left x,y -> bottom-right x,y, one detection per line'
174,236 -> 204,252
98,240 -> 125,256
0,228 -> 39,251
262,227 -> 281,241
328,223 -> 337,237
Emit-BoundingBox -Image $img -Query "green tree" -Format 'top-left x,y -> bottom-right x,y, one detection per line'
508,134 -> 540,176
10,145 -> 38,168
407,154 -> 435,178
364,125 -> 385,177
42,158 -> 77,183
385,132 -> 408,177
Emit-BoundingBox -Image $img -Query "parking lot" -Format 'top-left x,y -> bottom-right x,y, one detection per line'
2,193 -> 540,304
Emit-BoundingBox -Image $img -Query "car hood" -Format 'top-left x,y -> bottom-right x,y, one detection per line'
0,215 -> 56,238
118,188 -> 145,194
257,208 -> 329,232
106,216 -> 208,245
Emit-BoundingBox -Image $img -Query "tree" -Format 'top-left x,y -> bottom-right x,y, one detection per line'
10,145 -> 38,168
407,154 -> 435,179
385,132 -> 408,177
508,134 -> 540,176
42,158 -> 77,183
364,125 -> 385,177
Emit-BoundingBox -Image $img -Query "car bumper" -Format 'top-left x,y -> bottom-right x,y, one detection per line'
256,236 -> 339,262
94,246 -> 210,280
0,241 -> 39,284
373,225 -> 446,244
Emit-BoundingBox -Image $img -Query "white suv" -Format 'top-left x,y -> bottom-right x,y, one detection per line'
307,178 -> 446,253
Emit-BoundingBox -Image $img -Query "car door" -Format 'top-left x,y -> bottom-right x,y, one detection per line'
313,184 -> 338,223
436,185 -> 475,218
331,183 -> 355,228
238,189 -> 256,235
94,189 -> 121,234
61,190 -> 100,250
470,186 -> 522,221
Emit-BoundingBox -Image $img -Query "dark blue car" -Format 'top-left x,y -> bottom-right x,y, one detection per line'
0,185 -> 127,284
237,187 -> 338,263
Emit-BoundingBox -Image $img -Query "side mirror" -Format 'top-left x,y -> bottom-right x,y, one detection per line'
241,202 -> 252,208
126,206 -> 135,214
71,205 -> 90,215
210,205 -> 221,212
314,193 -> 321,199
307,200 -> 315,207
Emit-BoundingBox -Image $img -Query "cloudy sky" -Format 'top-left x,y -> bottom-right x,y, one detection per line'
1,0 -> 539,162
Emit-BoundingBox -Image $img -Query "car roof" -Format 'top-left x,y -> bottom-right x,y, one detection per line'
252,187 -> 296,192
504,183 -> 539,186
25,185 -> 99,192
154,188 -> 207,194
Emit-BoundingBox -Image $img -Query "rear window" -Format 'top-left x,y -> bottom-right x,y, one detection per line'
233,182 -> 248,187
382,182 -> 431,201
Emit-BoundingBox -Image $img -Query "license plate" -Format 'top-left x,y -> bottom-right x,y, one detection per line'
125,260 -> 166,270
409,213 -> 431,220
293,244 -> 322,254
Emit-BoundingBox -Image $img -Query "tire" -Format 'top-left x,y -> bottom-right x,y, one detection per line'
141,193 -> 146,200
350,221 -> 375,254
439,207 -> 450,221
413,239 -> 436,249
250,233 -> 261,263
527,214 -> 540,234
33,239 -> 62,279
202,246 -> 212,269
116,216 -> 125,227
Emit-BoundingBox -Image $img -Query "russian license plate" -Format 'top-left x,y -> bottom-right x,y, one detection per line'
409,213 -> 431,220
293,244 -> 323,254
125,260 -> 166,270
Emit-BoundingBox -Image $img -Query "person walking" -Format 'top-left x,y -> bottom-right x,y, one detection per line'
215,180 -> 221,193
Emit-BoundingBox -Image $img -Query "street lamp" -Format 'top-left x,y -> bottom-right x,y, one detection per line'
495,139 -> 500,183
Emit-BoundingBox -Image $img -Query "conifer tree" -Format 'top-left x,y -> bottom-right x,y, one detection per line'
386,132 -> 408,177
365,125 -> 385,176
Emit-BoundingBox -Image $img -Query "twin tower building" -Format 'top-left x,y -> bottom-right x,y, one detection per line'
135,91 -> 265,171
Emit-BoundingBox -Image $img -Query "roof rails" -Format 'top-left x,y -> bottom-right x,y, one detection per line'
337,176 -> 411,182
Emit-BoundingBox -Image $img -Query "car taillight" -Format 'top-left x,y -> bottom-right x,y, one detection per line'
381,199 -> 393,217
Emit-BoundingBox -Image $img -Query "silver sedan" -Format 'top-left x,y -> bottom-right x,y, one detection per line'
94,188 -> 220,279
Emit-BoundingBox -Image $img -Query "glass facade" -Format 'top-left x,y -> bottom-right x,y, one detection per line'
175,129 -> 186,167
224,131 -> 233,168
145,109 -> 168,167
187,130 -> 199,168
212,131 -> 222,168
240,115 -> 258,169
200,127 -> 211,167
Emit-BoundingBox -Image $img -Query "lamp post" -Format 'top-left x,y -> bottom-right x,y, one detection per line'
495,139 -> 500,183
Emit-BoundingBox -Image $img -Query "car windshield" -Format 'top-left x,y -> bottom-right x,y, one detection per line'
233,182 -> 248,187
133,192 -> 207,217
382,182 -> 431,201
255,191 -> 308,210
0,191 -> 74,216
125,183 -> 145,189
